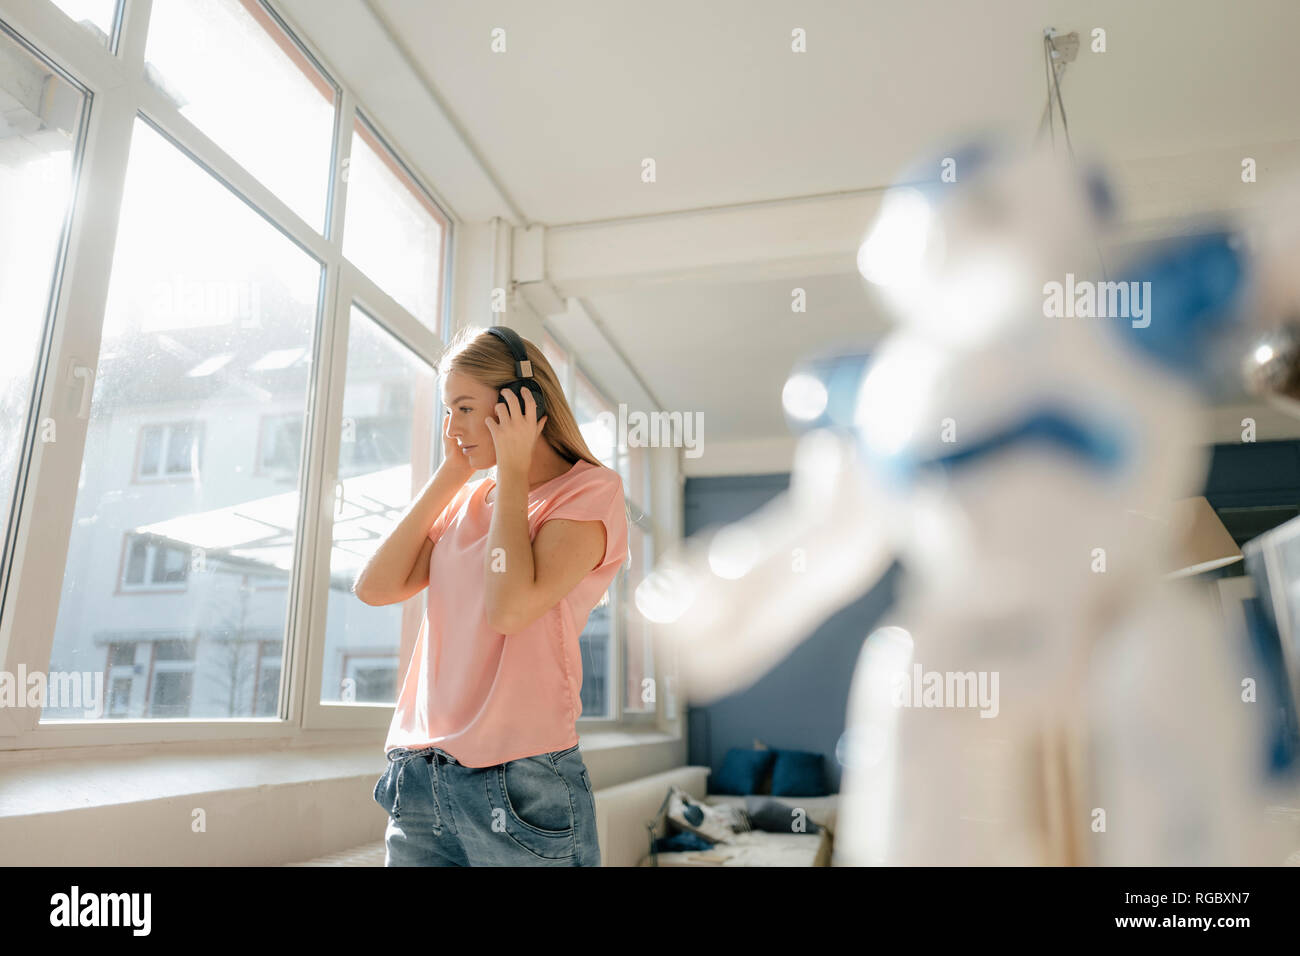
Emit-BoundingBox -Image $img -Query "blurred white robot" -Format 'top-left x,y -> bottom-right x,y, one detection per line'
636,139 -> 1300,865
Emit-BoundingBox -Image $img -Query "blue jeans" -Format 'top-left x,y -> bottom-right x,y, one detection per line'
373,744 -> 601,866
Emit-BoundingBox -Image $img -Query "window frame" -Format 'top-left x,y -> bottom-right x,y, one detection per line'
300,285 -> 444,731
549,329 -> 659,729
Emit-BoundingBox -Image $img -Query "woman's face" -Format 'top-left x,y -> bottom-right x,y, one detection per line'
442,370 -> 504,470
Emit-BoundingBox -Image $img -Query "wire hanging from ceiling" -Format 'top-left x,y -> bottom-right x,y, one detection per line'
1038,29 -> 1076,157
1037,29 -> 1107,280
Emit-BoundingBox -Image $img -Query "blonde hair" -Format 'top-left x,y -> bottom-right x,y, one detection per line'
438,325 -> 634,587
438,325 -> 604,468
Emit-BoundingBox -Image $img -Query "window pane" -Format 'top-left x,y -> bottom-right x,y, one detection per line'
574,371 -> 615,466
578,595 -> 611,719
48,0 -> 117,47
623,522 -> 654,713
108,677 -> 131,714
43,119 -> 321,721
151,670 -> 193,716
255,641 -> 281,716
138,426 -> 163,476
155,544 -> 188,584
106,642 -> 138,717
165,422 -> 200,474
350,661 -> 397,700
321,306 -> 435,705
626,443 -> 646,507
154,638 -> 194,661
258,413 -> 302,479
343,117 -> 447,331
541,332 -> 569,395
124,537 -> 148,585
144,0 -> 335,230
0,31 -> 86,576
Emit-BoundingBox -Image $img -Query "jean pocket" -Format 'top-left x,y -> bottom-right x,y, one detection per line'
373,764 -> 397,818
494,756 -> 578,861
500,758 -> 574,835
549,744 -> 581,763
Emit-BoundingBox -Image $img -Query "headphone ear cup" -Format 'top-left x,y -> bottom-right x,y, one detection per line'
504,381 -> 545,418
527,382 -> 546,418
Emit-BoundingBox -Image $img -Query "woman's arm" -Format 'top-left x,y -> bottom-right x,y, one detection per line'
483,473 -> 605,633
480,387 -> 603,632
353,459 -> 471,606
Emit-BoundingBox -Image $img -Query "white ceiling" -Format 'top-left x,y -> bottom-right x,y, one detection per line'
332,0 -> 1300,469
367,0 -> 1300,223
583,273 -> 883,442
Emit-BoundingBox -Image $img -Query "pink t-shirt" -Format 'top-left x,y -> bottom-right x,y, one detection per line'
384,458 -> 629,767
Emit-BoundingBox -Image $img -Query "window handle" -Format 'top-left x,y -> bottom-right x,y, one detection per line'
70,361 -> 95,420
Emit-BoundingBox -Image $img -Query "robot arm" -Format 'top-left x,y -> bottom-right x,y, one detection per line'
638,429 -> 893,703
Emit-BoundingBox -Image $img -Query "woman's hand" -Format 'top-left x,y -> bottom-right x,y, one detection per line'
485,387 -> 547,481
438,410 -> 476,485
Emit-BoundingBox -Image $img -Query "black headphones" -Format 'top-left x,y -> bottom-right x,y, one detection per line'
486,326 -> 546,419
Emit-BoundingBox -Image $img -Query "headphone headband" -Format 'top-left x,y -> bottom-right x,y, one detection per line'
485,325 -> 546,419
486,326 -> 533,380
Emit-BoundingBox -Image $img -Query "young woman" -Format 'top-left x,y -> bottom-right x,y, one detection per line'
353,325 -> 629,866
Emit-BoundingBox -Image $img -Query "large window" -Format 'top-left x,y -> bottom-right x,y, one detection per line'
0,26 -> 87,586
143,0 -> 336,230
43,118 -> 321,721
342,114 -> 448,331
570,362 -> 657,720
319,305 -> 435,706
623,519 -> 655,714
0,1 -> 651,748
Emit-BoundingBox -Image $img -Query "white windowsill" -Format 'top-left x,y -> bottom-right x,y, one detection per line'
0,728 -> 682,820
575,728 -> 678,753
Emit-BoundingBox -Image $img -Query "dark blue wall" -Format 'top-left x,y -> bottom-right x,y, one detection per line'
682,441 -> 1300,796
1204,440 -> 1300,550
682,472 -> 899,795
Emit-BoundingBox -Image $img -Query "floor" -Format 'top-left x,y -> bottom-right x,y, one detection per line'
286,842 -> 386,866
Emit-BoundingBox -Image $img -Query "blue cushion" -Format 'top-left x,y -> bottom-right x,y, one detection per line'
770,749 -> 828,797
654,831 -> 715,853
712,747 -> 775,795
